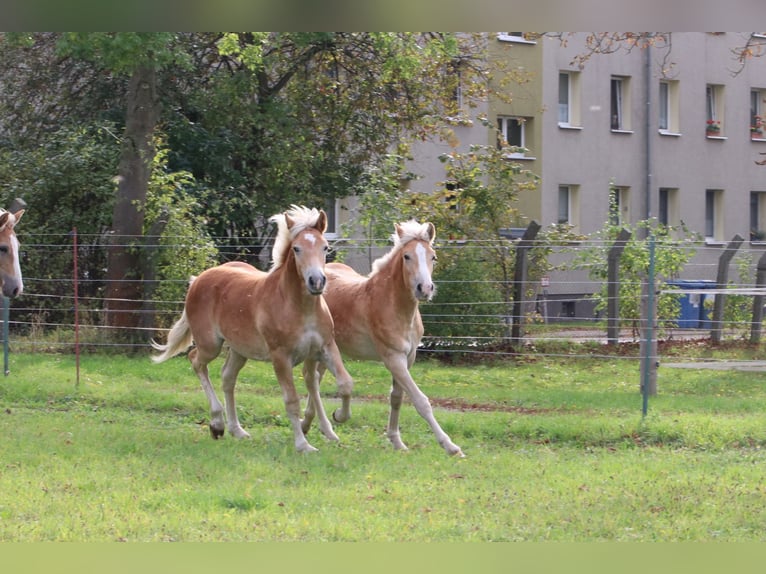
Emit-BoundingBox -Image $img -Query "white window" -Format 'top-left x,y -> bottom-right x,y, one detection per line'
497,32 -> 536,44
324,197 -> 339,238
751,89 -> 765,139
659,80 -> 680,134
750,191 -> 766,240
558,72 -> 581,127
557,185 -> 580,230
609,186 -> 631,226
658,188 -> 680,227
706,84 -> 724,136
497,116 -> 530,158
705,189 -> 724,241
610,76 -> 632,131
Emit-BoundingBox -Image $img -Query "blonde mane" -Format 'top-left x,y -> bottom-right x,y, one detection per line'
269,205 -> 324,272
370,220 -> 434,277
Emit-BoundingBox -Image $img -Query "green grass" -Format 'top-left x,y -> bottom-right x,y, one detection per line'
2,348 -> 766,541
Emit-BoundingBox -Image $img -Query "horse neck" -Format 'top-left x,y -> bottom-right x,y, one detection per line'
374,252 -> 420,318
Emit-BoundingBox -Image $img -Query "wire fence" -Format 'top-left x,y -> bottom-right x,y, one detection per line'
5,231 -> 766,363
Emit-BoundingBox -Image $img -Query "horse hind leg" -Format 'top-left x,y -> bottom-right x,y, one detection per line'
221,349 -> 251,439
189,347 -> 226,439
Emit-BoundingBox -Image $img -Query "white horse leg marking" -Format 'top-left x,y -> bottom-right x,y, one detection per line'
273,356 -> 317,453
302,359 -> 339,442
385,355 -> 464,456
191,354 -> 225,439
221,350 -> 251,439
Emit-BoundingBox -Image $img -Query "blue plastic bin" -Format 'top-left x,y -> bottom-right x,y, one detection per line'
666,280 -> 715,329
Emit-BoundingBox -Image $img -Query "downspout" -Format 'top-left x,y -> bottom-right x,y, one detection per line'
644,41 -> 653,229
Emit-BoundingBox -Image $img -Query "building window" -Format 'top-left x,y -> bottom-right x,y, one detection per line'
610,76 -> 631,131
706,84 -> 725,136
497,116 -> 530,158
497,32 -> 536,44
658,188 -> 680,227
609,186 -> 630,226
558,185 -> 580,231
659,80 -> 680,133
324,197 -> 339,238
558,71 -> 581,127
705,189 -> 724,241
750,191 -> 766,240
751,89 -> 765,138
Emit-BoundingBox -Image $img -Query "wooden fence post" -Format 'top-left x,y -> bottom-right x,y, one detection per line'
711,234 -> 744,343
750,250 -> 766,343
511,221 -> 541,347
607,229 -> 632,345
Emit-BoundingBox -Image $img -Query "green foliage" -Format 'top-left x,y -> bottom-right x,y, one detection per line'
56,33 -> 183,73
572,214 -> 700,332
0,122 -> 121,329
403,142 -> 539,339
143,144 -> 217,326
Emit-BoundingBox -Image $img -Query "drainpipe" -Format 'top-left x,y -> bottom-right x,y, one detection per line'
644,42 -> 653,230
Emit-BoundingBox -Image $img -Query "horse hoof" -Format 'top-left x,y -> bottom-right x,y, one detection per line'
332,408 -> 350,423
209,426 -> 224,440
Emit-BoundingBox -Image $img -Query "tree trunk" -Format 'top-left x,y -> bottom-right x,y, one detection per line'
105,65 -> 159,340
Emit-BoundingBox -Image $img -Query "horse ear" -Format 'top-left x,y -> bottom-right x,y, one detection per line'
0,212 -> 9,232
395,223 -> 404,239
11,210 -> 23,226
315,209 -> 328,233
284,212 -> 295,230
425,222 -> 436,243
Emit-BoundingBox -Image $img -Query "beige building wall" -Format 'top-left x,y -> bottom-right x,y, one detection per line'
344,33 -> 766,315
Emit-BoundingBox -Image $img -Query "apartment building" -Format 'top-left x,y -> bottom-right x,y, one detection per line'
392,32 -> 766,321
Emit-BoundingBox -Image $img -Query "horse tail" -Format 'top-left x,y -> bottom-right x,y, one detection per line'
151,309 -> 193,363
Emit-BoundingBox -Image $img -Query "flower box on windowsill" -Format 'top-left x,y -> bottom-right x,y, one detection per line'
752,131 -> 766,141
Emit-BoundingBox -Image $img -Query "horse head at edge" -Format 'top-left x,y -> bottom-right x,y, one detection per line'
0,209 -> 24,298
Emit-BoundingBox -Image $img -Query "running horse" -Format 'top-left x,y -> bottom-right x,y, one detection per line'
302,220 -> 464,457
152,206 -> 353,453
0,209 -> 24,299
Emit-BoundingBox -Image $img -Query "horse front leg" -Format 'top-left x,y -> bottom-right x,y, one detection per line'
272,353 -> 317,453
383,353 -> 464,457
386,376 -> 408,451
221,349 -> 251,439
302,359 -> 339,442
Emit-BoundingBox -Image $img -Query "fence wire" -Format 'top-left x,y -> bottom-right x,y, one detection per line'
5,232 -> 766,362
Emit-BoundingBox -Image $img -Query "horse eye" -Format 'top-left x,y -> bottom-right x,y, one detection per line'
293,246 -> 301,254
0,246 -> 8,254
403,254 -> 411,261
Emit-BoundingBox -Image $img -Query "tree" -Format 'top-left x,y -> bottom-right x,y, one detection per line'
0,32 -> 497,341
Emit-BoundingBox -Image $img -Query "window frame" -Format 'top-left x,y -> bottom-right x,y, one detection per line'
705,189 -> 724,242
610,76 -> 632,132
706,84 -> 725,137
658,80 -> 680,135
497,115 -> 532,159
558,71 -> 581,128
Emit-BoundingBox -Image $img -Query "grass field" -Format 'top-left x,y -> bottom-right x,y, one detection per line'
2,344 -> 766,542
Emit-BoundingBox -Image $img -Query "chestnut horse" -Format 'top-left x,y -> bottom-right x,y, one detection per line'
0,209 -> 24,299
302,220 -> 464,457
152,206 -> 353,453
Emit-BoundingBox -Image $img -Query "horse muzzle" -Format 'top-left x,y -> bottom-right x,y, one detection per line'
1,276 -> 22,298
415,281 -> 435,302
307,273 -> 327,296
